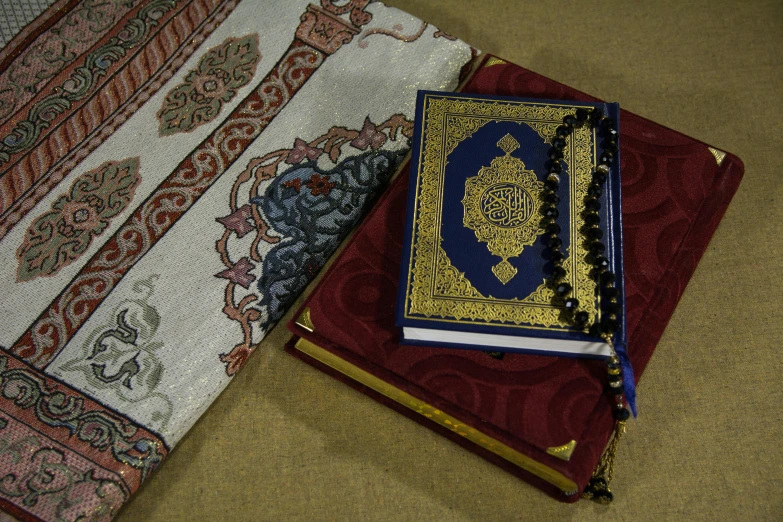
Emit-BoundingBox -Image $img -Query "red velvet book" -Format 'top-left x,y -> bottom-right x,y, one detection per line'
284,55 -> 744,501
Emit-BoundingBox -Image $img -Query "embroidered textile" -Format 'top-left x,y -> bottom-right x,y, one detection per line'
0,1 -> 477,519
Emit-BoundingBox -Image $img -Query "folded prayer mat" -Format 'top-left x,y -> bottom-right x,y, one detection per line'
0,2 -> 477,520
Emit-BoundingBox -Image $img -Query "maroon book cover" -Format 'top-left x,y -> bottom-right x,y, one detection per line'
285,55 -> 744,501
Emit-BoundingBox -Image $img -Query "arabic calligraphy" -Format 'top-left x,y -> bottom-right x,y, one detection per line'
480,182 -> 534,228
462,134 -> 545,284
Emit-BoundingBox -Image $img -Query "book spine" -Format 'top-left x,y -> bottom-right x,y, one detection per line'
395,90 -> 428,329
605,102 -> 628,348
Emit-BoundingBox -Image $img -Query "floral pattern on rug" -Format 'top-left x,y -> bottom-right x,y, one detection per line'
16,156 -> 141,282
0,1 -> 473,519
157,33 -> 261,136
0,415 -> 127,522
215,115 -> 413,375
0,0 -> 182,166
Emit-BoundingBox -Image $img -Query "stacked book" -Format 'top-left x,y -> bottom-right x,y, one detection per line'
284,56 -> 743,501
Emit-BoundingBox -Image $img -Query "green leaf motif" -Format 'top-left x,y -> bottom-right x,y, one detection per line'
157,33 -> 261,136
16,157 -> 141,282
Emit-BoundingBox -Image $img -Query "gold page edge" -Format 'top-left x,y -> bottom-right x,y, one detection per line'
294,337 -> 579,495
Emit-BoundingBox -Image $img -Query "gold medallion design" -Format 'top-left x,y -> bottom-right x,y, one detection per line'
404,94 -> 597,330
462,134 -> 544,284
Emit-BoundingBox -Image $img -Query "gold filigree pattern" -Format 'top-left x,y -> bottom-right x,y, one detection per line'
462,134 -> 545,284
496,133 -> 520,154
440,100 -> 575,158
708,146 -> 726,166
547,440 -> 577,461
295,307 -> 315,332
526,121 -> 560,141
444,115 -> 492,156
404,94 -> 598,330
433,246 -> 483,299
491,260 -> 518,285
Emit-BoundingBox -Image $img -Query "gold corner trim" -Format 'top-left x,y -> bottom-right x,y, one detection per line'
294,337 -> 578,494
708,147 -> 726,166
295,307 -> 315,332
546,440 -> 577,461
484,57 -> 507,67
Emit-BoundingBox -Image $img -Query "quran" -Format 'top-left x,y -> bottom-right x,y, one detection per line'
396,92 -> 625,357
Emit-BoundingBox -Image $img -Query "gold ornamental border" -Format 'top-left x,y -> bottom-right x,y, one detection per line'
404,94 -> 598,330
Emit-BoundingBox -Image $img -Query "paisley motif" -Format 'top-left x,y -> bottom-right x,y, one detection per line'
157,33 -> 261,136
16,157 -> 141,282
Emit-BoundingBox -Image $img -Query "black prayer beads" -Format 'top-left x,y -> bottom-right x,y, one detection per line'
539,107 -> 631,423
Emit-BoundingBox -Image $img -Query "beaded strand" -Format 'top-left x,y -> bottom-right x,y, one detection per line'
538,107 -> 629,503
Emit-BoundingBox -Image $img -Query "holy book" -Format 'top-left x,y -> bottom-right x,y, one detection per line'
396,92 -> 626,357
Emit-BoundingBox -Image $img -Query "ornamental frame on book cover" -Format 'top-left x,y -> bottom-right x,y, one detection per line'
404,94 -> 600,330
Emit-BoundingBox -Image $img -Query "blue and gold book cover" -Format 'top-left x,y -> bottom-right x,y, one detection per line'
396,91 -> 626,354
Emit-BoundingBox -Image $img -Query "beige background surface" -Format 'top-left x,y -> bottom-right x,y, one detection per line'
116,1 -> 782,520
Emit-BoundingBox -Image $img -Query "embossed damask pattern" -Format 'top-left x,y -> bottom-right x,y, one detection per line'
293,173 -> 605,478
289,66 -> 745,493
157,33 -> 261,136
463,58 -> 744,376
16,157 -> 141,282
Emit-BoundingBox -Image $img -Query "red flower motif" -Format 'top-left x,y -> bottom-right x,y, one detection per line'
215,256 -> 256,289
283,177 -> 302,192
306,174 -> 335,196
351,117 -> 387,150
306,262 -> 320,276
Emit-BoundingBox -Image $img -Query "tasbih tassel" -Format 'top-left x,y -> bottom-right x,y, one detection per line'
581,339 -> 632,504
582,419 -> 627,504
542,107 -> 635,504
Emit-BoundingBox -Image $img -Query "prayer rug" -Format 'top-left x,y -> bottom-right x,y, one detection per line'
0,2 -> 477,520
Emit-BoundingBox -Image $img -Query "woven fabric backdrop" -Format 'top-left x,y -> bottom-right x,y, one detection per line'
0,0 -> 56,49
1,0 -> 781,521
0,1 -> 476,520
